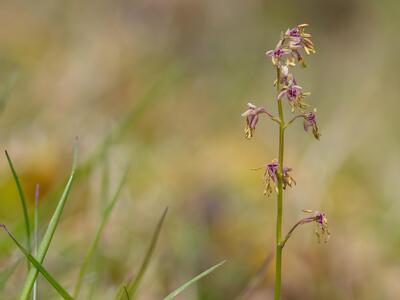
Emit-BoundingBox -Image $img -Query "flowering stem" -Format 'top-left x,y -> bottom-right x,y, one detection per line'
274,66 -> 285,300
284,114 -> 304,129
281,219 -> 309,249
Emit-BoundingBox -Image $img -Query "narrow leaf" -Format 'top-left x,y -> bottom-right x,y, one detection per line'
0,224 -> 73,300
0,257 -> 21,291
116,207 -> 168,300
73,165 -> 130,298
163,260 -> 226,300
123,287 -> 130,300
5,150 -> 31,269
19,141 -> 78,300
33,184 -> 40,300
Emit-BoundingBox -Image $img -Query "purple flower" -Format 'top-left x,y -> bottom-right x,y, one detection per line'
303,111 -> 321,140
285,24 -> 315,54
266,46 -> 291,66
241,102 -> 267,139
277,84 -> 310,111
263,160 -> 279,196
282,167 -> 296,189
283,24 -> 315,67
302,209 -> 330,243
262,160 -> 295,196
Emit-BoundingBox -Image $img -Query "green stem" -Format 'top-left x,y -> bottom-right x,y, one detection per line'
274,67 -> 285,300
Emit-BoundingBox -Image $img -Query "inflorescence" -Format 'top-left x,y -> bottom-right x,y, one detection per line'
242,23 -> 329,245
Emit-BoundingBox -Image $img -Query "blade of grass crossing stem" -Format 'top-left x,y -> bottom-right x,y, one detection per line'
0,225 -> 73,300
163,261 -> 226,300
116,207 -> 168,300
33,184 -> 40,300
73,166 -> 130,299
5,150 -> 32,270
19,142 -> 78,300
123,287 -> 130,300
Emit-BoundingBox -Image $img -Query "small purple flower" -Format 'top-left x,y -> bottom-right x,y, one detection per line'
282,167 -> 296,189
283,24 -> 315,67
241,102 -> 267,139
277,84 -> 310,111
262,160 -> 295,196
285,24 -> 315,54
263,160 -> 279,196
266,46 -> 291,66
302,209 -> 330,243
303,111 -> 321,140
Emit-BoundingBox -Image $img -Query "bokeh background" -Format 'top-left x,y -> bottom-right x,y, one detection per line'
0,0 -> 399,299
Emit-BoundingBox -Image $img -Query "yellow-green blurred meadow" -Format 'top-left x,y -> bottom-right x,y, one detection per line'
0,0 -> 399,299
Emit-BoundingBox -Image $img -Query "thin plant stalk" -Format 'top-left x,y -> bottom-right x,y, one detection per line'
274,67 -> 285,300
73,165 -> 130,299
116,207 -> 168,300
33,184 -> 40,300
5,150 -> 31,270
1,224 -> 73,300
20,142 -> 78,300
162,260 -> 225,300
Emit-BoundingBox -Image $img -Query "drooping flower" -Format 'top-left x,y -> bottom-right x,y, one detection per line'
266,45 -> 291,66
241,102 -> 267,139
302,209 -> 330,243
263,160 -> 279,196
303,110 -> 321,140
284,24 -> 315,67
285,24 -> 315,54
261,160 -> 295,196
277,84 -> 310,112
282,167 -> 296,189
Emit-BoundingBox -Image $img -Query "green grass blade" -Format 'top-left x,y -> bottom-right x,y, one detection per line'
0,225 -> 73,300
0,256 -> 21,291
73,166 -> 130,299
163,260 -> 226,300
19,142 -> 78,300
116,207 -> 168,300
123,287 -> 130,300
33,184 -> 40,300
5,150 -> 32,270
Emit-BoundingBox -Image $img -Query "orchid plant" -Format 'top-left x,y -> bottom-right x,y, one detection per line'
241,24 -> 329,299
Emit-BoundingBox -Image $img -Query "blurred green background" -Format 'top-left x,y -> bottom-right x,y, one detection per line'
0,0 -> 399,299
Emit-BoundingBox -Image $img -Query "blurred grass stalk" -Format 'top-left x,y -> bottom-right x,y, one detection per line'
5,150 -> 32,271
162,260 -> 226,300
0,224 -> 73,299
33,184 -> 40,300
116,207 -> 169,300
19,141 -> 78,300
73,164 -> 130,299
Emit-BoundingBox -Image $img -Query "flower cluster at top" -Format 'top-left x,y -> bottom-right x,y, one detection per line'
266,24 -> 317,112
241,24 -> 320,141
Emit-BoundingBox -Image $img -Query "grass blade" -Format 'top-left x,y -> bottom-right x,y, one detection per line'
116,207 -> 168,300
19,141 -> 78,300
5,150 -> 32,270
33,184 -> 40,300
0,224 -> 73,300
0,256 -> 21,291
163,260 -> 226,300
123,287 -> 130,300
73,165 -> 130,299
